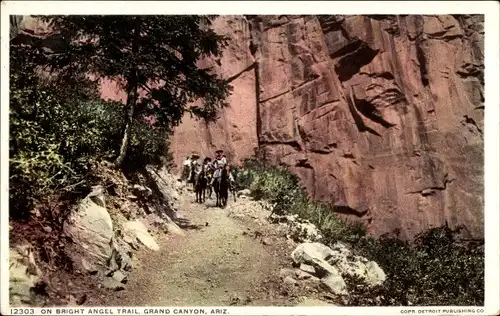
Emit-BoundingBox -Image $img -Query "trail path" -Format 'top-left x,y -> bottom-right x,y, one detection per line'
101,188 -> 321,307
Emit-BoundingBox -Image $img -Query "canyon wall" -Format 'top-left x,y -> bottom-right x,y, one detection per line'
170,15 -> 485,240
11,15 -> 485,240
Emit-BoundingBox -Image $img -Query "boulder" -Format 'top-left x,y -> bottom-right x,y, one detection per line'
157,213 -> 185,236
283,276 -> 298,286
122,220 -> 160,251
145,166 -> 182,212
111,270 -> 128,283
321,274 -> 348,295
296,269 -> 314,280
109,237 -> 133,272
292,242 -> 334,265
364,260 -> 387,286
291,242 -> 386,295
63,185 -> 114,273
327,242 -> 386,286
9,244 -> 43,306
102,277 -> 125,291
299,263 -> 316,275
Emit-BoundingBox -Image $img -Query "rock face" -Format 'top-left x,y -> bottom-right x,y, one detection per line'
13,15 -> 484,240
63,185 -> 114,273
170,15 -> 484,240
122,220 -> 160,251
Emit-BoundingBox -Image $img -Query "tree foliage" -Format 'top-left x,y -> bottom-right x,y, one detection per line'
37,15 -> 233,165
10,15 -> 228,216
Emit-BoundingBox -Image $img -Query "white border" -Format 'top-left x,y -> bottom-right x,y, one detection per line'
1,1 -> 499,316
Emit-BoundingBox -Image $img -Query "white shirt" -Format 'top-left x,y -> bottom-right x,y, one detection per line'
219,157 -> 227,165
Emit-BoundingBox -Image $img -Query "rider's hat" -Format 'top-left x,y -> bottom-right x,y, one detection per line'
216,150 -> 223,154
191,152 -> 200,159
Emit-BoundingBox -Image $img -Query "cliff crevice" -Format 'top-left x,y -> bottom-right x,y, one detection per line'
171,14 -> 484,240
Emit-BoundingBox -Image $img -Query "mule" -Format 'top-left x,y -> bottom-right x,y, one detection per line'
213,167 -> 229,208
194,167 -> 207,204
187,167 -> 196,188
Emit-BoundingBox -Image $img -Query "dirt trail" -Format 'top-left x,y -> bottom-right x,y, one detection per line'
102,188 -> 303,307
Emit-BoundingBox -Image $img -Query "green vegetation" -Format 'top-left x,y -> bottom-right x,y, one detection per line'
9,15 -> 231,218
37,15 -> 232,167
237,158 -> 484,306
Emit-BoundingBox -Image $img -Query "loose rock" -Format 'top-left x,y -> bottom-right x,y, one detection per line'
9,244 -> 43,306
122,220 -> 160,251
291,242 -> 386,295
299,263 -> 316,275
279,268 -> 296,279
283,276 -> 298,286
262,237 -> 272,245
102,277 -> 125,291
112,270 -> 128,284
321,273 -> 348,295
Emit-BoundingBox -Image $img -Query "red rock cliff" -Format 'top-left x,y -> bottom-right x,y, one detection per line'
170,15 -> 484,240
12,15 -> 484,240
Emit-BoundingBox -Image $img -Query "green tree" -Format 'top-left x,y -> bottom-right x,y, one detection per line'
38,15 -> 233,167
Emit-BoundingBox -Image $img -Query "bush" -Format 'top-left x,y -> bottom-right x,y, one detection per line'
239,160 -> 484,306
9,43 -> 172,218
239,159 -> 366,243
348,227 -> 484,306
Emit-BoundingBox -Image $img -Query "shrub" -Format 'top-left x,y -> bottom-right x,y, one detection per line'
9,43 -> 172,218
239,159 -> 366,243
348,226 -> 484,306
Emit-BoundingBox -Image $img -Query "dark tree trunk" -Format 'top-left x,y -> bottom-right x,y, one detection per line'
114,18 -> 141,168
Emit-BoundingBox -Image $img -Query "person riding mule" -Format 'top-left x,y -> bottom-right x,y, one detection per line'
194,162 -> 208,203
181,155 -> 192,181
188,153 -> 201,186
209,150 -> 238,207
210,150 -> 226,186
203,157 -> 214,198
213,162 -> 230,207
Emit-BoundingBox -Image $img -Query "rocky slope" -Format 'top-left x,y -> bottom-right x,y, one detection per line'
11,15 -> 484,240
170,15 -> 484,240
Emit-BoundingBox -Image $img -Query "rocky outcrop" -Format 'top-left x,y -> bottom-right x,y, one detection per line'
121,220 -> 160,251
63,185 -> 114,274
170,15 -> 484,240
290,242 -> 386,296
9,244 -> 46,306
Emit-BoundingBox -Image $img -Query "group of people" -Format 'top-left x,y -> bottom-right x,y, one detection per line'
182,149 -> 235,188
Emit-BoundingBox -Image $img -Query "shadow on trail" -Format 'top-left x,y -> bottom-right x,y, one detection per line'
174,218 -> 204,231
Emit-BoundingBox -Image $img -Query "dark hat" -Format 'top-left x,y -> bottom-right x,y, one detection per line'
216,150 -> 223,154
